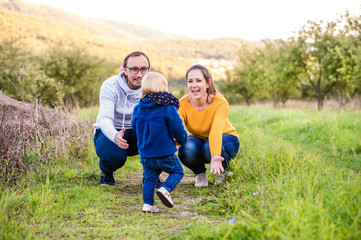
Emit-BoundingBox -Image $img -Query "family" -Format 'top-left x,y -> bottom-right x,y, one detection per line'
93,51 -> 240,213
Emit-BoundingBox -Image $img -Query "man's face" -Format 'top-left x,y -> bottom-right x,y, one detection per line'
123,55 -> 149,90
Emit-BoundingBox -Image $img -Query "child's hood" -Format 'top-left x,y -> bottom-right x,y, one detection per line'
139,97 -> 158,109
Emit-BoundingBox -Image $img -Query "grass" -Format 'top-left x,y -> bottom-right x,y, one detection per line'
1,106 -> 360,239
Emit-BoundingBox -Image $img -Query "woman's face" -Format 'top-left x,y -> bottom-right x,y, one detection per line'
186,69 -> 210,100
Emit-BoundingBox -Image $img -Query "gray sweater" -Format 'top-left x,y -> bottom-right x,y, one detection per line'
93,72 -> 141,143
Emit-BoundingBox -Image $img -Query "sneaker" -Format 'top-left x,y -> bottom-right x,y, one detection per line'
142,204 -> 159,213
214,173 -> 225,186
195,172 -> 208,187
156,187 -> 174,208
100,172 -> 115,186
214,171 -> 233,186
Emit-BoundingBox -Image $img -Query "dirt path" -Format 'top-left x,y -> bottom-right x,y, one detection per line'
110,169 -> 216,226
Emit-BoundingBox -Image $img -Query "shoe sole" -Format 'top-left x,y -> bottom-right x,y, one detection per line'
100,183 -> 115,186
214,180 -> 225,186
156,191 -> 174,208
195,183 -> 208,187
142,210 -> 159,213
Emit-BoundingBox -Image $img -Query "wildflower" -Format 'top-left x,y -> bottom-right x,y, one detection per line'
253,192 -> 258,196
228,218 -> 236,223
77,136 -> 81,140
251,161 -> 254,164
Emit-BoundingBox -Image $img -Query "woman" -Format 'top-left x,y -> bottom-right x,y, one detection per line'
178,64 -> 240,187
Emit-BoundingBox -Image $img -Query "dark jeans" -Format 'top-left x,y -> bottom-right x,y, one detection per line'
178,134 -> 240,175
94,129 -> 138,175
141,154 -> 184,205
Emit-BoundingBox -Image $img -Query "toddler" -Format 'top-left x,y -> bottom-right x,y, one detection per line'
131,72 -> 187,212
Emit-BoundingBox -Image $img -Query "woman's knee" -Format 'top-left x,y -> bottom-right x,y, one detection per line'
179,145 -> 200,165
222,135 -> 240,159
201,142 -> 211,161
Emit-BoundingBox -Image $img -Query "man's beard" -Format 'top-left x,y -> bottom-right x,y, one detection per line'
125,76 -> 141,90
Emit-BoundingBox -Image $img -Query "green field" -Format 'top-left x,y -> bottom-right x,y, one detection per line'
1,107 -> 360,239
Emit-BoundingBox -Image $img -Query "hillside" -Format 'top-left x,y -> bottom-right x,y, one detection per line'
0,0 -> 260,80
0,0 -> 189,41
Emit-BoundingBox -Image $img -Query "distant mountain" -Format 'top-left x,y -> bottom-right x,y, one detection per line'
1,0 -> 190,41
0,0 -> 260,80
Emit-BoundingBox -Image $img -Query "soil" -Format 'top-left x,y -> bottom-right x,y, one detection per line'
110,168 -> 218,229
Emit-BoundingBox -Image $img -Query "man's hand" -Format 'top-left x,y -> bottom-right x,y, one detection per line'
210,155 -> 224,175
114,127 -> 129,149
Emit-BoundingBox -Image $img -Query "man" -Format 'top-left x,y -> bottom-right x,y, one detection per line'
94,51 -> 159,186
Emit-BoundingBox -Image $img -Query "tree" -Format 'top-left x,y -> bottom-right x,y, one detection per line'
335,12 -> 361,107
294,19 -> 339,110
325,35 -> 361,108
222,45 -> 265,106
0,38 -> 26,99
43,44 -> 117,107
0,38 -> 55,104
262,39 -> 302,107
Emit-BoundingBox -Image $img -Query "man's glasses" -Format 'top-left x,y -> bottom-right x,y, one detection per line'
126,67 -> 149,74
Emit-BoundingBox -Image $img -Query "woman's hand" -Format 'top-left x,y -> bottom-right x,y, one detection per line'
114,127 -> 129,149
210,155 -> 224,175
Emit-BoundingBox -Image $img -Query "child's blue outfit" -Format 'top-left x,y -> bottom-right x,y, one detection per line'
131,92 -> 187,206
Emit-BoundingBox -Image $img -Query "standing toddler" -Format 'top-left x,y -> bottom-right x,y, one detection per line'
131,72 -> 187,212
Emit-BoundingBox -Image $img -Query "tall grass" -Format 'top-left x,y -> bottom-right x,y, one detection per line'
185,107 -> 361,239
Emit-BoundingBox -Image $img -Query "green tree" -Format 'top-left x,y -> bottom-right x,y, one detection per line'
294,19 -> 339,110
222,45 -> 265,106
0,38 -> 26,99
336,12 -> 361,107
0,38 -> 55,104
262,39 -> 302,107
324,35 -> 361,108
43,44 -> 116,107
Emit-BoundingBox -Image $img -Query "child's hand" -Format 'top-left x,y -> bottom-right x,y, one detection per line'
174,138 -> 180,147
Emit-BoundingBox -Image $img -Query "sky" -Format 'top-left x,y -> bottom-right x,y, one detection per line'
24,0 -> 361,41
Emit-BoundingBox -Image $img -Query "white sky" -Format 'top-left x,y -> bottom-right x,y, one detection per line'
25,0 -> 361,41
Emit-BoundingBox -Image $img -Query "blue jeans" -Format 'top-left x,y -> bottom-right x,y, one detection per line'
141,154 -> 184,205
94,129 -> 139,175
178,134 -> 240,175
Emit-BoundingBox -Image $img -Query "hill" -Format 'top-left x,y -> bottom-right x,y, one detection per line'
0,0 -> 260,80
0,0 -> 190,41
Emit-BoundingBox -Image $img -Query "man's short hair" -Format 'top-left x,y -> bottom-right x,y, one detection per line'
123,51 -> 150,68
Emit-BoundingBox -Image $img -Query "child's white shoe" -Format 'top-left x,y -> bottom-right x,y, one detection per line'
156,187 -> 174,208
142,204 -> 159,213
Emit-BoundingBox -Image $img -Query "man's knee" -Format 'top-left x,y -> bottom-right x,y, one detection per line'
99,155 -> 127,173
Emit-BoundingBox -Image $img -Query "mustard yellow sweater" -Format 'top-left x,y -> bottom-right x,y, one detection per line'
178,94 -> 239,158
